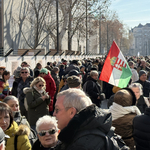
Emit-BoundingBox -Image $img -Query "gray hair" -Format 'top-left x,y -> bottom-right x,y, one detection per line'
57,88 -> 92,113
36,115 -> 58,133
129,83 -> 143,95
20,67 -> 30,73
3,96 -> 18,104
90,70 -> 98,77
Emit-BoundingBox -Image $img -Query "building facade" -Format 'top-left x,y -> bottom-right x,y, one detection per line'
130,23 -> 150,56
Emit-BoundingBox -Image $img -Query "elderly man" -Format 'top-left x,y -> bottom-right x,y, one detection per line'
83,70 -> 104,107
32,115 -> 60,150
135,70 -> 150,97
0,127 -> 9,150
53,88 -> 112,150
12,67 -> 33,117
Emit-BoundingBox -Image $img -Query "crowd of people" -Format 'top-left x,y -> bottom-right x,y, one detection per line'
0,56 -> 150,150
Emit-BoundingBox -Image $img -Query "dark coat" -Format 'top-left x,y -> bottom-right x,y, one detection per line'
56,104 -> 112,150
135,79 -> 150,97
11,76 -> 33,103
83,76 -> 102,107
136,95 -> 147,113
24,87 -> 50,126
112,113 -> 136,150
32,139 -> 58,150
51,71 -> 60,93
133,107 -> 150,150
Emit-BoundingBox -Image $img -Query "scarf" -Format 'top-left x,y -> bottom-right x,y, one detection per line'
33,85 -> 45,94
109,102 -> 141,121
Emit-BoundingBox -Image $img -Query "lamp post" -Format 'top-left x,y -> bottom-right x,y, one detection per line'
99,14 -> 105,54
86,0 -> 88,55
56,0 -> 59,53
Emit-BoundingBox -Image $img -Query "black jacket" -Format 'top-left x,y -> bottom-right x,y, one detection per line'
136,95 -> 147,113
56,104 -> 112,150
133,107 -> 150,150
135,79 -> 150,97
32,139 -> 58,150
83,76 -> 102,107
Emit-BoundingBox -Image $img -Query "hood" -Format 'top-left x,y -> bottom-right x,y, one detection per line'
58,104 -> 112,143
23,87 -> 32,94
43,72 -> 52,80
15,124 -> 30,136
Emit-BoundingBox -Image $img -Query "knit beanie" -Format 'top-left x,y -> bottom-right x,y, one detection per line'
139,70 -> 147,77
40,68 -> 48,74
67,75 -> 81,88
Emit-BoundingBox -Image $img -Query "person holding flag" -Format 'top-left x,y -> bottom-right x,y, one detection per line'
100,41 -> 132,88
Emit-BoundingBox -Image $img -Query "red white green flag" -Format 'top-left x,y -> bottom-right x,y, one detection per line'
100,41 -> 132,88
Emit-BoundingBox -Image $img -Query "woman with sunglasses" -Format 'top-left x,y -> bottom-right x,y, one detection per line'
23,77 -> 50,131
11,67 -> 33,118
33,115 -> 60,150
0,70 -> 10,101
129,83 -> 150,113
0,102 -> 31,150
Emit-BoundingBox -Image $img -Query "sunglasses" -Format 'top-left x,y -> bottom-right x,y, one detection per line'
39,84 -> 44,87
21,72 -> 28,74
38,129 -> 57,136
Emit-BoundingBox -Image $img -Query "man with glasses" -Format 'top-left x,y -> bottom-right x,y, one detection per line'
12,67 -> 33,117
32,115 -> 60,150
53,88 -> 112,150
21,61 -> 33,77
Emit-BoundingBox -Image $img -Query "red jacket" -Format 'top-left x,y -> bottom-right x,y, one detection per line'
43,72 -> 56,112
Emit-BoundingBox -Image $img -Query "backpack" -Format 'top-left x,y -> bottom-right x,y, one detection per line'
73,127 -> 129,150
102,127 -> 130,150
83,81 -> 95,92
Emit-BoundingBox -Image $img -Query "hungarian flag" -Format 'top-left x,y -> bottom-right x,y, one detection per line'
100,41 -> 132,88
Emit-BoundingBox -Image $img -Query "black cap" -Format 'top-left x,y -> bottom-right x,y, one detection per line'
68,69 -> 80,77
0,127 -> 9,143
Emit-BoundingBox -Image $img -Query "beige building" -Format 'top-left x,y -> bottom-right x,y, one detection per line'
130,23 -> 150,56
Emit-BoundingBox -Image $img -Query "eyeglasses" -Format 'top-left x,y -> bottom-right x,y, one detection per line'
21,72 -> 28,74
38,129 -> 57,136
39,84 -> 44,87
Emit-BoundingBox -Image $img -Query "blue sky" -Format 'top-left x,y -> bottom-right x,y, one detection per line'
110,0 -> 150,29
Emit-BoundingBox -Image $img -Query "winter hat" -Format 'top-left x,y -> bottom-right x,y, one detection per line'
67,75 -> 81,88
114,88 -> 136,107
40,68 -> 48,74
139,70 -> 147,77
68,69 -> 80,77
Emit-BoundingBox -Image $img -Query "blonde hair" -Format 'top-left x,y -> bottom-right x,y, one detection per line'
30,77 -> 46,89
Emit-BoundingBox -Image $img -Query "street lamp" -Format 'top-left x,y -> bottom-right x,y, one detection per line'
56,0 -> 59,53
99,14 -> 105,54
